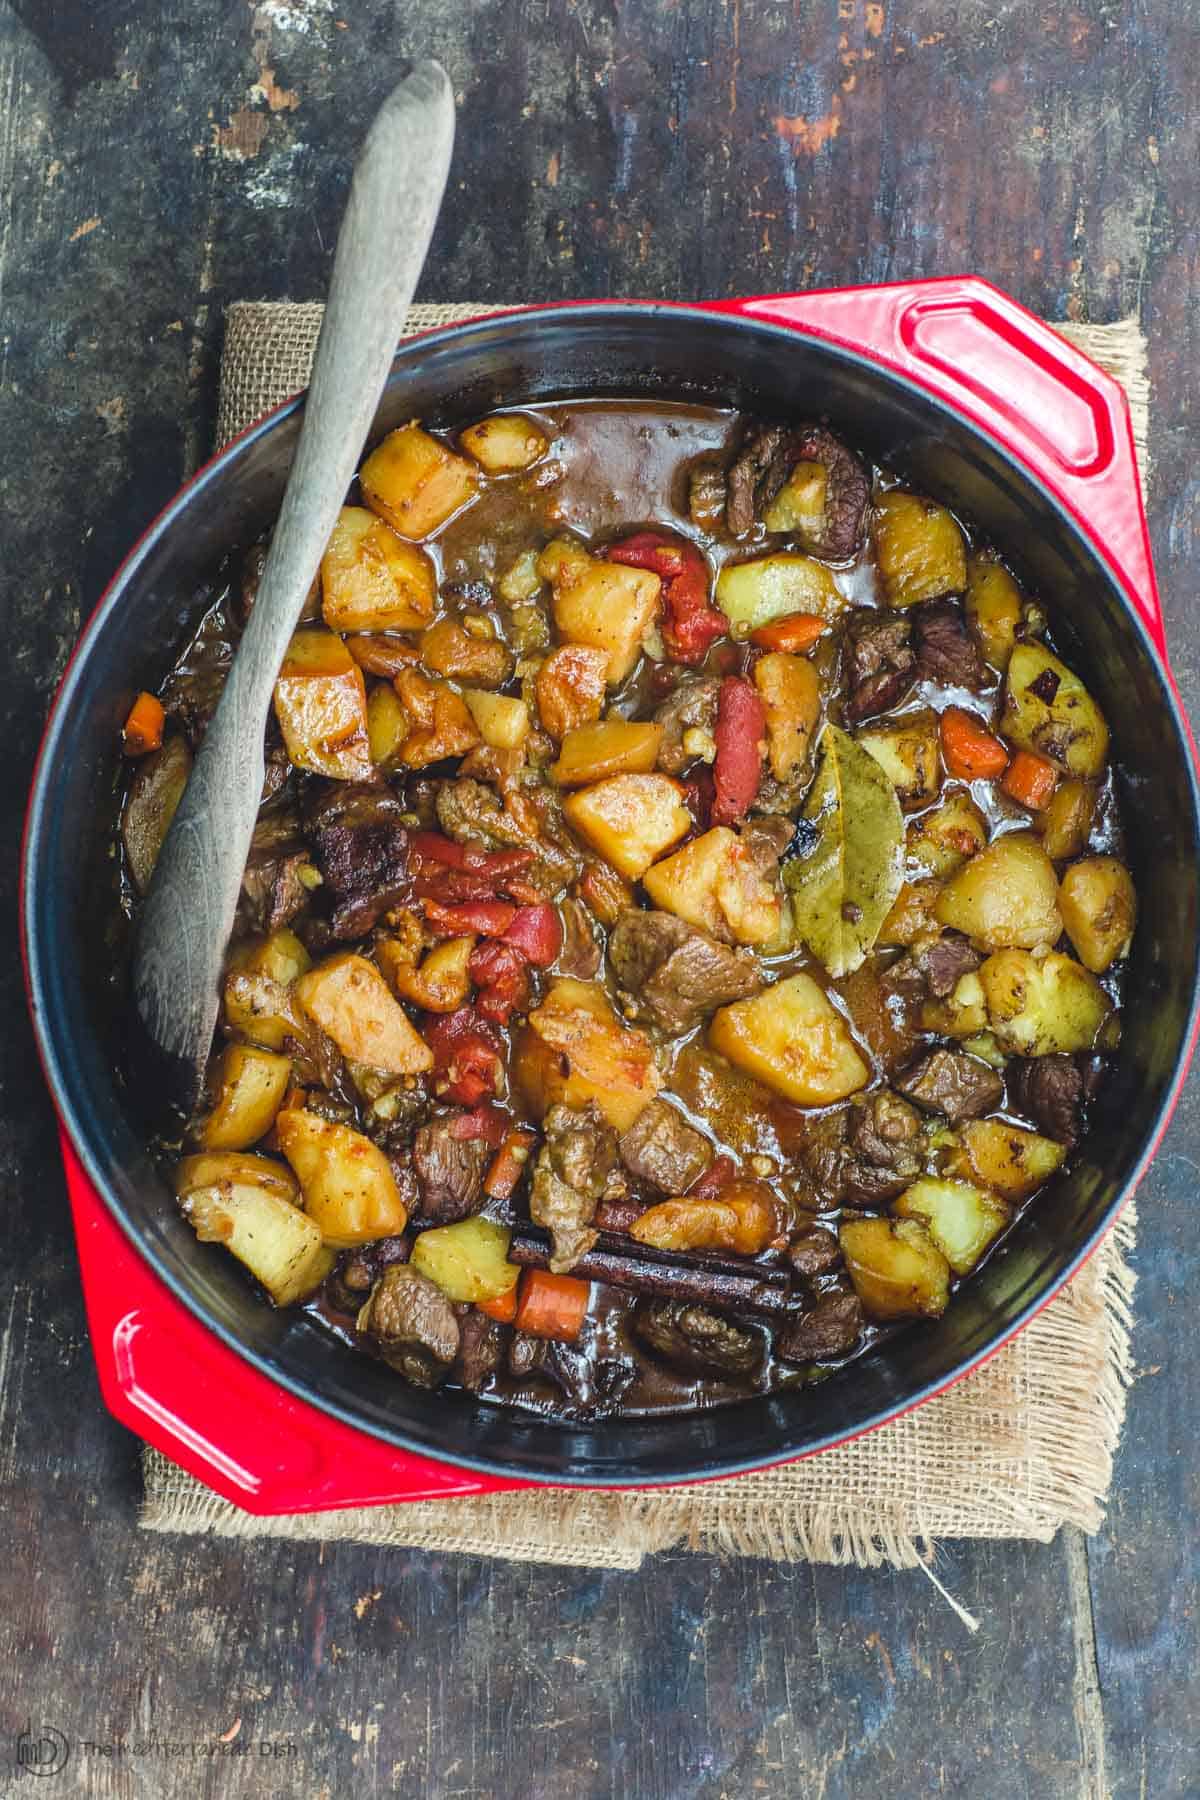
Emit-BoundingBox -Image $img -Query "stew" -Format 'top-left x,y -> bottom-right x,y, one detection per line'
116,400 -> 1134,1420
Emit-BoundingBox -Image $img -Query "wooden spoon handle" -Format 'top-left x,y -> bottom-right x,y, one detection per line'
133,65 -> 455,1104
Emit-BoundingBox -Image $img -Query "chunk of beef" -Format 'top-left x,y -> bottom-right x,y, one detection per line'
530,1102 -> 618,1272
883,930 -> 981,1004
325,1235 -> 409,1315
1007,1054 -> 1085,1146
619,1099 -> 713,1195
435,776 -> 514,848
776,1290 -> 863,1364
545,1101 -> 618,1198
436,777 -> 579,897
632,1299 -> 763,1378
787,1225 -> 842,1280
411,1115 -> 490,1224
454,1310 -> 506,1394
726,423 -> 791,538
305,782 -> 410,938
556,895 -> 601,978
912,599 -> 986,690
507,1333 -> 635,1415
357,1264 -> 460,1388
790,426 -> 871,561
608,909 -> 761,1035
725,423 -> 869,559
361,1085 -> 433,1154
652,675 -> 721,775
841,609 -> 917,724
240,846 -> 312,935
798,1091 -> 924,1207
844,1091 -> 925,1201
896,1047 -> 1004,1123
508,1331 -> 550,1379
740,814 -> 795,876
920,931 -> 982,998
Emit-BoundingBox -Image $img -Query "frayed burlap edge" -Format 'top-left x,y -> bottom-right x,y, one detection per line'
140,305 -> 1147,1570
141,1208 -> 1136,1567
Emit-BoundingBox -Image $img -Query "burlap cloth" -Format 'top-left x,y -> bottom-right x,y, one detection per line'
141,303 -> 1149,1570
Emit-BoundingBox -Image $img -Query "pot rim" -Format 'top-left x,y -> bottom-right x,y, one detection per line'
22,298 -> 1200,1486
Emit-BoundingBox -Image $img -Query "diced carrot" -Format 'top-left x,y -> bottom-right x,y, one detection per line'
122,691 -> 165,756
1001,748 -> 1059,811
514,1269 -> 591,1342
748,612 -> 828,653
939,706 -> 1010,781
477,1287 -> 520,1325
483,1128 -> 536,1200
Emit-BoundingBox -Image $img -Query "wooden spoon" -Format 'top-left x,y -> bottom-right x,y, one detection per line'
132,63 -> 455,1114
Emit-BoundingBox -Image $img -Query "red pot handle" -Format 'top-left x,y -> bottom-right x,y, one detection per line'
61,1132 -> 526,1513
713,278 -> 1165,660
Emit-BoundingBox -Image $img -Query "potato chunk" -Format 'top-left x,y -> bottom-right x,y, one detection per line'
753,650 -> 822,783
878,879 -> 944,947
550,718 -> 662,786
630,1184 -> 778,1256
857,708 -> 942,810
708,973 -> 869,1106
273,629 -> 371,780
197,1044 -> 292,1151
459,413 -> 549,474
873,491 -> 967,607
223,927 -> 312,1050
366,681 -> 410,768
394,668 -> 481,769
294,952 -> 433,1074
513,977 -> 661,1132
536,644 -> 609,741
275,1109 -> 409,1247
761,461 -> 827,539
321,506 -> 436,633
920,969 -> 989,1039
956,1118 -> 1067,1201
714,552 -> 843,634
410,1217 -> 519,1304
839,1216 -> 951,1320
538,537 -> 660,683
175,1152 -> 334,1307
643,826 -> 781,946
121,733 -> 192,894
892,1177 -> 1009,1277
419,617 -> 512,688
1001,642 -> 1110,778
462,688 -> 530,750
1038,777 -> 1098,862
1058,855 -> 1136,972
378,935 -> 474,1014
964,554 -> 1024,671
360,422 -> 477,539
907,790 -> 988,878
979,948 -> 1111,1055
563,773 -> 692,881
935,831 -> 1062,950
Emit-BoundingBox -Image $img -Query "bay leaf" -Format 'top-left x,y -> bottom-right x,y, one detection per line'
783,723 -> 905,977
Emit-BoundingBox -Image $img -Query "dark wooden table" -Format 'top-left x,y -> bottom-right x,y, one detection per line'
2,3 -> 1196,1794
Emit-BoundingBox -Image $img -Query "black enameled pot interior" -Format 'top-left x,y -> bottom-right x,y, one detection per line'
24,304 -> 1200,1485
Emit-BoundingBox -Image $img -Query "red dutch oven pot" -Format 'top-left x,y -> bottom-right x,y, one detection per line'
22,278 -> 1200,1513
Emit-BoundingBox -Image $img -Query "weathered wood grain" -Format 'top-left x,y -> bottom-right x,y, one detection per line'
0,0 -> 1196,1793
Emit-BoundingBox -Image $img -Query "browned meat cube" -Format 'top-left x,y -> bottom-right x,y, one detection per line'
619,1100 -> 713,1195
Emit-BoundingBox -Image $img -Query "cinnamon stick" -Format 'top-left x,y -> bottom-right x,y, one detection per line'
507,1225 -> 797,1318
